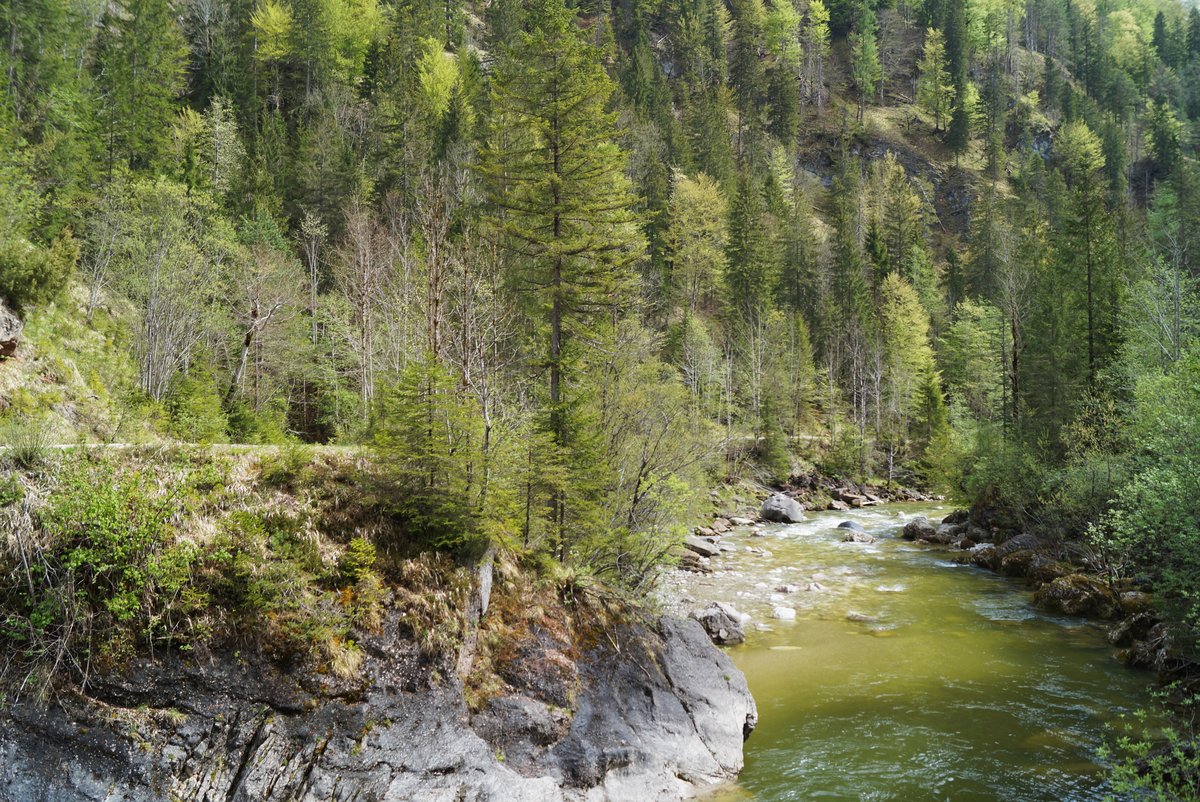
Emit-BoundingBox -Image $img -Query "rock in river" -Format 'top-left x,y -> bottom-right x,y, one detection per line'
691,602 -> 746,645
761,493 -> 805,523
1033,574 -> 1117,618
901,516 -> 937,541
836,520 -> 866,533
684,536 -> 721,558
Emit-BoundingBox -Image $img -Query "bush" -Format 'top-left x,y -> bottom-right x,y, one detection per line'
0,475 -> 23,507
27,462 -> 207,666
0,415 -> 50,469
0,232 -> 75,313
1100,700 -> 1200,801
164,368 -> 227,443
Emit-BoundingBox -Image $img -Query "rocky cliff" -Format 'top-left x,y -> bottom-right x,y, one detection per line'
0,611 -> 756,802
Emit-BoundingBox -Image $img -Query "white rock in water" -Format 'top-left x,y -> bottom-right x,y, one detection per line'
776,584 -> 800,594
773,606 -> 797,621
805,582 -> 826,592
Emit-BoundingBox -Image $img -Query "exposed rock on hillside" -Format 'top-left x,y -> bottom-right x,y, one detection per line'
0,613 -> 756,802
0,298 -> 21,359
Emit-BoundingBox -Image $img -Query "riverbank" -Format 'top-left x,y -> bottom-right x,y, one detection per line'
663,505 -> 1159,801
930,502 -> 1196,684
0,447 -> 757,802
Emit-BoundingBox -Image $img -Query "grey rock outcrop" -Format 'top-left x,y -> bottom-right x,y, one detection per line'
690,602 -> 745,645
760,494 -> 804,523
0,615 -> 756,802
0,298 -> 21,359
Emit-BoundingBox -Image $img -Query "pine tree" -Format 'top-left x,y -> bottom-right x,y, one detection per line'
943,0 -> 970,157
479,0 -> 643,556
916,28 -> 955,131
1056,120 -> 1118,385
725,173 -> 773,318
849,11 -> 882,122
802,0 -> 831,107
94,0 -> 188,174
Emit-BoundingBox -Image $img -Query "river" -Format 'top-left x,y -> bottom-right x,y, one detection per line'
664,504 -> 1156,801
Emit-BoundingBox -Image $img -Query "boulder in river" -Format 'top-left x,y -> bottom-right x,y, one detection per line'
1033,574 -> 1117,619
711,518 -> 732,534
842,531 -> 877,544
942,509 -> 970,526
930,523 -> 962,544
684,536 -> 721,558
836,521 -> 866,533
901,516 -> 937,541
1107,611 -> 1158,648
1118,591 -> 1153,614
761,493 -> 805,523
772,607 -> 796,621
690,602 -> 746,645
730,517 -> 755,527
678,552 -> 712,573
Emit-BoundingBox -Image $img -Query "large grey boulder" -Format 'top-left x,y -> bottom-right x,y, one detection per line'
0,298 -> 21,359
684,536 -> 721,558
690,602 -> 746,645
901,516 -> 937,540
760,493 -> 805,523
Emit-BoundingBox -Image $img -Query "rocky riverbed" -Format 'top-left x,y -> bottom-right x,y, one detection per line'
660,499 -> 1162,801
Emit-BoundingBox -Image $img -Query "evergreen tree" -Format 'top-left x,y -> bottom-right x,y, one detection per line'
849,11 -> 882,122
917,28 -> 955,132
480,0 -> 643,556
94,0 -> 188,174
802,0 -> 831,107
944,0 -> 970,157
725,173 -> 774,317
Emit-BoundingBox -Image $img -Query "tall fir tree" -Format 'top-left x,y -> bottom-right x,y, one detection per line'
480,0 -> 643,557
94,0 -> 188,174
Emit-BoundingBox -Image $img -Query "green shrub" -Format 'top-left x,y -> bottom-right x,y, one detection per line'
0,474 -> 23,507
164,368 -> 227,443
227,398 -> 290,445
1100,700 -> 1200,802
259,442 -> 311,489
0,416 -> 50,469
27,462 -> 207,665
339,537 -> 377,584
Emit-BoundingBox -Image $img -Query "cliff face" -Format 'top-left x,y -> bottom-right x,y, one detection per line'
0,611 -> 756,802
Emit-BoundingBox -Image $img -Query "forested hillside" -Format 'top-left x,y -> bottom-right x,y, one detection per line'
3,0 -> 1200,681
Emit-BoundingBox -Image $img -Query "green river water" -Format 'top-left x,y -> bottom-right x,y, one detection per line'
665,504 -> 1157,802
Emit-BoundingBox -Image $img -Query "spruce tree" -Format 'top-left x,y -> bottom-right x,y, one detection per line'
480,0 -> 642,556
916,28 -> 955,132
94,0 -> 188,174
943,0 -> 970,157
